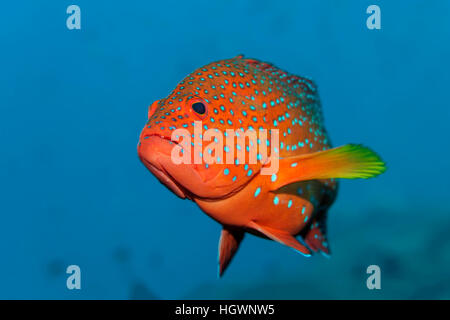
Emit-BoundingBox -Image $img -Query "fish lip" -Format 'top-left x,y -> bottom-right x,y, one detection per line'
139,133 -> 262,202
141,156 -> 191,199
144,133 -> 179,146
138,135 -> 191,199
142,133 -> 188,156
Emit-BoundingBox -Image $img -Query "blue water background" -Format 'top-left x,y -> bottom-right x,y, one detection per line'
0,0 -> 449,299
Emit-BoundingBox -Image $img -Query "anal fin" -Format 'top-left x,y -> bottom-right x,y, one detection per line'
247,221 -> 311,257
218,226 -> 244,277
302,211 -> 331,257
304,221 -> 330,256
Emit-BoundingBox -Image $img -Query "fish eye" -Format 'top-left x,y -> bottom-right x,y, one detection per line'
192,102 -> 206,115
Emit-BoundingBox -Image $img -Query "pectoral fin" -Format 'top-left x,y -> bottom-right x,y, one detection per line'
270,144 -> 386,190
218,227 -> 244,277
247,221 -> 311,256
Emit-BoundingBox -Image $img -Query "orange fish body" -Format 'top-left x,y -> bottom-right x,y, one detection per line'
138,55 -> 385,275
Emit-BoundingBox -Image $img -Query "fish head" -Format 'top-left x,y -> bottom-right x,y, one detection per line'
138,57 -> 270,200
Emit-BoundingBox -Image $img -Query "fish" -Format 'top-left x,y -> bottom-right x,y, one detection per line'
137,55 -> 386,276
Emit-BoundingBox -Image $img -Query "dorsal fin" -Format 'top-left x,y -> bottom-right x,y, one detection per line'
242,57 -> 318,94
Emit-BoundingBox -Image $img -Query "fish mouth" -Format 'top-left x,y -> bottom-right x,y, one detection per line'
144,133 -> 179,146
138,134 -> 192,199
138,133 -> 262,201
